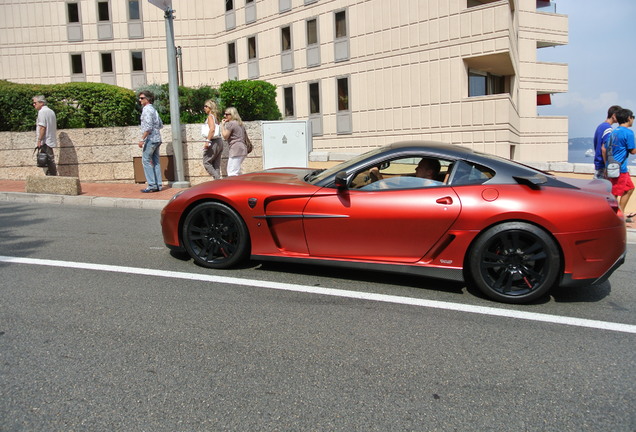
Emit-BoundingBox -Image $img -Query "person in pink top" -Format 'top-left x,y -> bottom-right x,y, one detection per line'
220,107 -> 248,176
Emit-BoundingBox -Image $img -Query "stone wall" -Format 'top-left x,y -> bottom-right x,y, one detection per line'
0,122 -> 262,185
3,125 -> 634,184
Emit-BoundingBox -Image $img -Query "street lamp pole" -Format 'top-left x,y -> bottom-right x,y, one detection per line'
149,0 -> 189,188
163,7 -> 189,188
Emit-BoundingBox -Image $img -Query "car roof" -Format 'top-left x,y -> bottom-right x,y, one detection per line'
385,141 -> 541,174
388,140 -> 474,155
316,140 -> 567,189
387,140 -> 511,161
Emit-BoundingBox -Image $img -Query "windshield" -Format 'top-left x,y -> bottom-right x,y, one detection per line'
307,147 -> 387,184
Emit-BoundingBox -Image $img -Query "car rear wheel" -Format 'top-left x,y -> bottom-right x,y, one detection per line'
182,202 -> 250,269
468,222 -> 560,304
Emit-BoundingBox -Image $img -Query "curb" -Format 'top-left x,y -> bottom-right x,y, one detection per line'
0,191 -> 168,210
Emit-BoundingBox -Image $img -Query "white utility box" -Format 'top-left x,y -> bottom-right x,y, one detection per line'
261,121 -> 312,169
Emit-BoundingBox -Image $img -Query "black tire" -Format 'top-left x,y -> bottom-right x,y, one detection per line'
468,222 -> 561,304
182,202 -> 250,269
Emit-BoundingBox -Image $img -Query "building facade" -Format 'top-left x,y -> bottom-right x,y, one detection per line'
0,0 -> 568,162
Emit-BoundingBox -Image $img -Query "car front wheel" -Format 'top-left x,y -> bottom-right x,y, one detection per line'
468,222 -> 561,304
182,202 -> 250,269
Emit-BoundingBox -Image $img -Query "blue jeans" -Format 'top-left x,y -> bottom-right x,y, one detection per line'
142,140 -> 162,189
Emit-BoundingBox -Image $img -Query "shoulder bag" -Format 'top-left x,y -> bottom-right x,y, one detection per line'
201,116 -> 221,139
605,133 -> 620,179
242,126 -> 253,154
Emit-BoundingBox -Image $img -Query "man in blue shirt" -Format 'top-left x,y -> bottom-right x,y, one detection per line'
593,105 -> 621,179
603,108 -> 636,219
137,91 -> 164,193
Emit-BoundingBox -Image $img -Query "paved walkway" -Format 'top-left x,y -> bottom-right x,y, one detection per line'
0,179 -> 178,210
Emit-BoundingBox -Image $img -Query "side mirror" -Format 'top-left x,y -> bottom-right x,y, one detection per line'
334,171 -> 348,189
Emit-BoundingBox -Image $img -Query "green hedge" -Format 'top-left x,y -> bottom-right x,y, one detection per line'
134,83 -> 219,125
0,80 -> 138,131
219,80 -> 282,121
0,79 -> 282,132
138,80 -> 282,124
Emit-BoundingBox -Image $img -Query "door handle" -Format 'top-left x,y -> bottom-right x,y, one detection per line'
436,196 -> 453,205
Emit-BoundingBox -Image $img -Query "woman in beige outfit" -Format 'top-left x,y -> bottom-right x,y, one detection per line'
220,107 -> 248,176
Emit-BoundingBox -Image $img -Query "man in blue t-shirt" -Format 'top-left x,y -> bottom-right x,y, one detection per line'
593,105 -> 621,179
603,108 -> 636,219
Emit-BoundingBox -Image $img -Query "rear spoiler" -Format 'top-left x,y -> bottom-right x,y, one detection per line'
512,174 -> 548,190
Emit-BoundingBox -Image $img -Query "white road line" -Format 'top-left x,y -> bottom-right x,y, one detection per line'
2,255 -> 635,335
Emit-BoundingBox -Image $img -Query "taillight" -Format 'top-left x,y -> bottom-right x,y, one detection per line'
608,196 -> 620,214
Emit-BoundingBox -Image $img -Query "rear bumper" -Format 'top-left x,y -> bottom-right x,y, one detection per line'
555,221 -> 626,286
561,249 -> 626,288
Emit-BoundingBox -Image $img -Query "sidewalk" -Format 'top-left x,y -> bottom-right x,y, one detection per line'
0,179 -> 177,210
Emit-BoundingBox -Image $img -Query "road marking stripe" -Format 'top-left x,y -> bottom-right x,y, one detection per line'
2,255 -> 635,335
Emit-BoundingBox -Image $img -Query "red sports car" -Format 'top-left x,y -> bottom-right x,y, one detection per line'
161,141 -> 626,303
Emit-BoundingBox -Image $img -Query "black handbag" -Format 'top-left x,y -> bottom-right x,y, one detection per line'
36,149 -> 49,167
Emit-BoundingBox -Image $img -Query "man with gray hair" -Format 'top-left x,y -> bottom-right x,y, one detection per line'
137,90 -> 163,192
32,95 -> 58,176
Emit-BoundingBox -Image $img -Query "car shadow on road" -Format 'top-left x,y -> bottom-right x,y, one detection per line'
170,249 -> 269,271
255,261 -> 613,305
167,250 -> 611,305
549,281 -> 611,303
169,249 -> 191,262
255,260 -> 468,297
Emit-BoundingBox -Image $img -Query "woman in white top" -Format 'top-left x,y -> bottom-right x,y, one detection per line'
202,100 -> 223,179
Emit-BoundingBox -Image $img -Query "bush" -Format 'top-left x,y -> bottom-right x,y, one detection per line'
0,80 -> 138,131
134,83 -> 169,124
134,84 -> 219,125
135,81 -> 281,124
179,85 -> 219,124
0,79 -> 280,132
219,80 -> 282,121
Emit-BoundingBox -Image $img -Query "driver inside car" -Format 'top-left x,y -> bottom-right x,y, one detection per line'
363,157 -> 443,190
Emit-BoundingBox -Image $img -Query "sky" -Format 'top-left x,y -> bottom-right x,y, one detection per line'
537,0 -> 636,139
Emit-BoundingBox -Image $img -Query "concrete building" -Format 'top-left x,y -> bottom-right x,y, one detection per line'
0,0 -> 568,162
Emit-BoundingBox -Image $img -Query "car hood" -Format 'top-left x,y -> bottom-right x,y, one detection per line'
180,168 -> 316,197
230,168 -> 316,185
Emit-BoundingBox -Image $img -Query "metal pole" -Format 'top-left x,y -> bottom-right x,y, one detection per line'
175,46 -> 180,87
164,8 -> 189,188
177,46 -> 184,87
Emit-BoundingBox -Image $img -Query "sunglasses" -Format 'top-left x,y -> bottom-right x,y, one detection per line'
139,96 -> 146,100
224,113 -> 231,116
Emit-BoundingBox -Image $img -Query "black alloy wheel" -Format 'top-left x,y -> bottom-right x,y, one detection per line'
468,222 -> 561,303
182,202 -> 250,268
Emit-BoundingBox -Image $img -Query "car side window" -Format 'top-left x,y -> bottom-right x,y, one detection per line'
448,160 -> 495,186
350,156 -> 452,191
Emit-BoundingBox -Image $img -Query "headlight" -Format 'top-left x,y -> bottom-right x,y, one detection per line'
168,190 -> 186,203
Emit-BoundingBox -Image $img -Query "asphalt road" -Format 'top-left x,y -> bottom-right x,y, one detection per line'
1,202 -> 634,431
